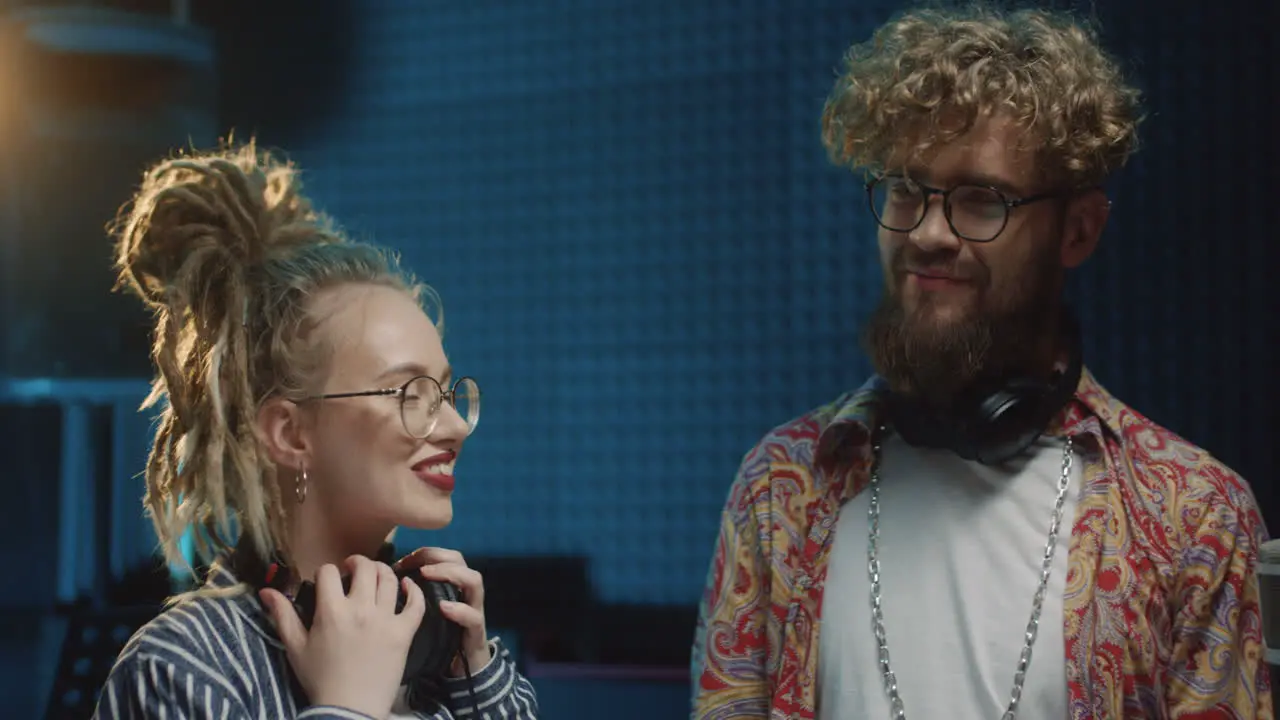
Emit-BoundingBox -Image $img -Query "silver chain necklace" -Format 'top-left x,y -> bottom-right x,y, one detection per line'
866,428 -> 1074,720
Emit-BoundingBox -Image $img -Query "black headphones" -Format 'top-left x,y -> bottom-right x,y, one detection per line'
232,542 -> 464,685
883,312 -> 1084,466
292,563 -> 463,684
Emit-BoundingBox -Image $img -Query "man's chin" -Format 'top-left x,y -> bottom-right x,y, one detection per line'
865,300 -> 993,400
902,298 -> 975,333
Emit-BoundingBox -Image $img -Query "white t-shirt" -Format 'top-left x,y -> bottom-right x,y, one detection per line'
817,433 -> 1082,719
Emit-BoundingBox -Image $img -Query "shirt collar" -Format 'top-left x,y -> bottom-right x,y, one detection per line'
814,367 -> 1121,501
199,559 -> 285,647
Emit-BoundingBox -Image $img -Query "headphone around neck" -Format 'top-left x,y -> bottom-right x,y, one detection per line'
230,542 -> 464,685
883,312 -> 1084,466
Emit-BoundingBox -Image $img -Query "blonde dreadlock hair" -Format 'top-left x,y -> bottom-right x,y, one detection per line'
112,141 -> 440,578
821,3 -> 1143,189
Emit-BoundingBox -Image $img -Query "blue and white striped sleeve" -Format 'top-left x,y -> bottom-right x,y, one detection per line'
91,651 -> 378,720
92,651 -> 249,719
440,639 -> 539,719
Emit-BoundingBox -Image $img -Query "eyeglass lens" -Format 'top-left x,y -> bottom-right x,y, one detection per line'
869,176 -> 1008,241
401,376 -> 481,438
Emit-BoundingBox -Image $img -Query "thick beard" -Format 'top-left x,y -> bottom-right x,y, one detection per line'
863,249 -> 1061,412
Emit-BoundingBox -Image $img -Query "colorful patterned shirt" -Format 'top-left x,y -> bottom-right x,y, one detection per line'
691,370 -> 1273,719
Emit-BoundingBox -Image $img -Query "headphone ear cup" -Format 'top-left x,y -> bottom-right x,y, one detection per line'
398,574 -> 466,683
429,580 -> 464,663
974,380 -> 1043,427
432,581 -> 460,605
971,380 -> 1052,464
292,581 -> 318,630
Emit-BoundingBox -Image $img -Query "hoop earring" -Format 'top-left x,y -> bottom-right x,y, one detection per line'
295,466 -> 308,505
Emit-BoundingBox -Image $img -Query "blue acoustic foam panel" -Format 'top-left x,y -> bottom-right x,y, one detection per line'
141,0 -> 1274,605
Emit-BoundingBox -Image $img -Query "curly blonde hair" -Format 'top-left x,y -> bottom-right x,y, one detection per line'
821,4 -> 1143,188
112,140 -> 441,575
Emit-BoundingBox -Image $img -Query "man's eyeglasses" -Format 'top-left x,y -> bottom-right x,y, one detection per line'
865,174 -> 1063,242
299,375 -> 481,439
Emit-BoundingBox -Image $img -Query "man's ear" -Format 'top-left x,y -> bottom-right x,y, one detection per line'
1060,189 -> 1110,269
256,397 -> 311,470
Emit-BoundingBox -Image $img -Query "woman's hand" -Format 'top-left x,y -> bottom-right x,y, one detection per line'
261,556 -> 425,719
395,547 -> 492,676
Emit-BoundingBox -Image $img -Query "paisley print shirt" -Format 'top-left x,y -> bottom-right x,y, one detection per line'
691,370 -> 1273,719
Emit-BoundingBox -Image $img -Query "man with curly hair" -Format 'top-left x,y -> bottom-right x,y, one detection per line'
691,6 -> 1272,720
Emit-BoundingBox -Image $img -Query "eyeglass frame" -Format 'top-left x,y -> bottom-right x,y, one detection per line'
864,173 -> 1068,243
295,374 -> 480,439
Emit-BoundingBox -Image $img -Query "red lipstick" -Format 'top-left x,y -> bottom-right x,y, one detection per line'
412,451 -> 456,492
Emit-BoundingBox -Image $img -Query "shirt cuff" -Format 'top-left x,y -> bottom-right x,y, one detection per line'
443,637 -> 517,705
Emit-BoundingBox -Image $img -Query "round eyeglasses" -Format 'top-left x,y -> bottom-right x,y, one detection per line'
866,174 -> 1061,242
301,375 -> 481,439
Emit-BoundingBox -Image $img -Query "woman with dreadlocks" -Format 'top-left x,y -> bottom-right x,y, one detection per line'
93,142 -> 538,719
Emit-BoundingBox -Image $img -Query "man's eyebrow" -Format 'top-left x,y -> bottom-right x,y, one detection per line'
900,167 -> 1029,196
896,167 -> 1034,198
954,172 -> 1028,196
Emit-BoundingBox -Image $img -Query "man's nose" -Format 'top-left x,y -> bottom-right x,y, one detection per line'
907,194 -> 963,253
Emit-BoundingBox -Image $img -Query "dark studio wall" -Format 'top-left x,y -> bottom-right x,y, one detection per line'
0,0 -> 1274,717
204,0 -> 1277,601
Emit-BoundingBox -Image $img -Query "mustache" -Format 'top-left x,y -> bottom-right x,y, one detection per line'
891,248 -> 986,283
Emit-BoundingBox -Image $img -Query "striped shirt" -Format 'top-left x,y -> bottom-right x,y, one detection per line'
92,562 -> 539,719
